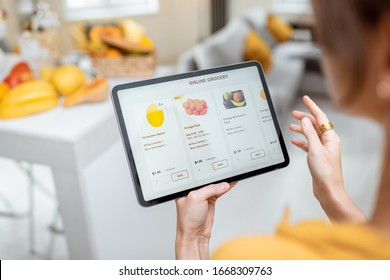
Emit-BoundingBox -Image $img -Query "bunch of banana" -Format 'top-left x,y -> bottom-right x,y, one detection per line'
0,80 -> 58,119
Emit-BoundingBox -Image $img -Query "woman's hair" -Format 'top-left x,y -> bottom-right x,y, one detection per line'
311,0 -> 390,102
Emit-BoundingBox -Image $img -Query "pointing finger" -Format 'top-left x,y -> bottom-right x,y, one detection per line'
301,117 -> 322,151
303,95 -> 337,138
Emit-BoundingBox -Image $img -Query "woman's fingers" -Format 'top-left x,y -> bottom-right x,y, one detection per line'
303,95 -> 336,138
291,96 -> 341,153
292,110 -> 317,125
291,138 -> 308,152
290,121 -> 323,152
289,123 -> 303,134
291,110 -> 321,137
303,95 -> 329,123
301,117 -> 323,151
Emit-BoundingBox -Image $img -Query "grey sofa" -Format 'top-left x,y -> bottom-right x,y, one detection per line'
177,7 -> 313,120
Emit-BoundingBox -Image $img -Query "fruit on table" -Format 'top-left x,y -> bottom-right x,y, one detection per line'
183,99 -> 208,115
106,48 -> 122,57
0,82 -> 9,102
85,42 -> 109,57
71,19 -> 155,57
70,24 -> 89,50
121,19 -> 146,43
86,25 -> 122,57
139,36 -> 155,50
12,62 -> 31,73
51,65 -> 86,96
3,75 -> 21,88
101,35 -> 154,54
63,77 -> 109,107
0,80 -> 58,119
89,25 -> 122,45
146,104 -> 164,127
40,66 -> 55,82
3,61 -> 34,88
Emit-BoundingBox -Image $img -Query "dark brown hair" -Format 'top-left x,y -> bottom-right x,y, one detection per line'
312,0 -> 390,103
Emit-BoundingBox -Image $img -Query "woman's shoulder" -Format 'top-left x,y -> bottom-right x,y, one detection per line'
212,219 -> 390,260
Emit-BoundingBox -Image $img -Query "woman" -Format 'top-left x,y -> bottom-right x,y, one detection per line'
175,0 -> 390,259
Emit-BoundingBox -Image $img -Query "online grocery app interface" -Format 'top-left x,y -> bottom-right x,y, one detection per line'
118,66 -> 285,201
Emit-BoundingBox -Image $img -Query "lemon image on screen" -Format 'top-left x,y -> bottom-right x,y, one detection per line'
260,90 -> 266,100
146,104 -> 164,127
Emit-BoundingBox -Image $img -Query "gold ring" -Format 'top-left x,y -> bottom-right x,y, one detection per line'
318,122 -> 334,134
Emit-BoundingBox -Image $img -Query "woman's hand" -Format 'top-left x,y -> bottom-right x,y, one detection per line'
290,95 -> 366,223
175,182 -> 234,259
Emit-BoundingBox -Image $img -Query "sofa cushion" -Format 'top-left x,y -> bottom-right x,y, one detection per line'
242,7 -> 268,33
193,18 -> 249,69
176,47 -> 198,72
242,7 -> 276,49
267,13 -> 293,43
243,29 -> 272,72
266,42 -> 305,118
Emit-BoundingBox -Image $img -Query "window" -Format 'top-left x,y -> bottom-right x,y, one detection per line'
63,0 -> 159,21
272,0 -> 311,14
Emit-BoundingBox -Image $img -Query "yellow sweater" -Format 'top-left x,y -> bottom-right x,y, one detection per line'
212,215 -> 390,260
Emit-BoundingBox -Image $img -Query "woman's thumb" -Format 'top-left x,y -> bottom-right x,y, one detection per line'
198,183 -> 230,200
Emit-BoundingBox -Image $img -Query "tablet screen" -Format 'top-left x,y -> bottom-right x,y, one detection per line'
113,62 -> 289,206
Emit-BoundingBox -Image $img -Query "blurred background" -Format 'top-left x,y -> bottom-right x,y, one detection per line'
0,0 -> 384,259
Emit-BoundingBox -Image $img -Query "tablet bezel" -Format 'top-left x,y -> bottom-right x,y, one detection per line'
111,61 -> 289,207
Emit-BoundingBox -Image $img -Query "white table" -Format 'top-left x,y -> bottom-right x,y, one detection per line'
0,60 -> 176,258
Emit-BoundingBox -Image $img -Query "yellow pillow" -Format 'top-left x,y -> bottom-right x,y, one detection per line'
267,13 -> 293,43
243,29 -> 272,72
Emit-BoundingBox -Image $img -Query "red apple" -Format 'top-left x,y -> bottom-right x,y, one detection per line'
11,62 -> 31,74
3,62 -> 34,88
4,74 -> 22,88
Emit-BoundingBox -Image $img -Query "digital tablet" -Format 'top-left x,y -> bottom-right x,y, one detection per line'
112,61 -> 289,207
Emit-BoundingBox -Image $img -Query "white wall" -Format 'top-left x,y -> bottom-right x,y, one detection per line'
2,0 -> 211,65
228,0 -> 273,20
2,0 -> 277,65
2,0 -> 18,49
127,0 -> 210,65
